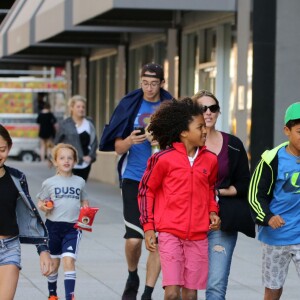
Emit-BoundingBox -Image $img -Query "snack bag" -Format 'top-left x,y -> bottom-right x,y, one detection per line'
74,207 -> 99,232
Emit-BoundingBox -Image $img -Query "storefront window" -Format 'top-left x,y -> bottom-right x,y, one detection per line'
128,41 -> 166,91
72,65 -> 80,95
88,55 -> 117,137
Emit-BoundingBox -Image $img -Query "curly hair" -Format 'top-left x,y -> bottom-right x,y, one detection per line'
148,97 -> 203,149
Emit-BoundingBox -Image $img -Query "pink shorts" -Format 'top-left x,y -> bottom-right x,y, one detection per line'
158,232 -> 208,290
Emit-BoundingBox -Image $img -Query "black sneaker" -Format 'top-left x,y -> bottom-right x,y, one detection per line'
122,277 -> 140,300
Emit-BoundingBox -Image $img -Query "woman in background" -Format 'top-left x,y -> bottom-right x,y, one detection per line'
37,102 -> 57,162
54,95 -> 98,181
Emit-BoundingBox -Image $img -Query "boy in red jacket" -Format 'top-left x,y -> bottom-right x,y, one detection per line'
138,98 -> 220,300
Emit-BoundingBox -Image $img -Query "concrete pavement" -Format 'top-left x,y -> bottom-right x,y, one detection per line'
10,160 -> 299,300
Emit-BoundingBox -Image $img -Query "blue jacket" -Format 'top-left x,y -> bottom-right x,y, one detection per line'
99,88 -> 173,183
5,165 -> 49,254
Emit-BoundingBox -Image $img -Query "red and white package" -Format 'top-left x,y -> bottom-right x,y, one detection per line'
74,207 -> 99,232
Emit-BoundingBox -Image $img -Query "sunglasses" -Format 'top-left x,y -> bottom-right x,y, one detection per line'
202,104 -> 219,113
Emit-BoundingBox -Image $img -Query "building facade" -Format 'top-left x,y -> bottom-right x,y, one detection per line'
1,0 -> 300,183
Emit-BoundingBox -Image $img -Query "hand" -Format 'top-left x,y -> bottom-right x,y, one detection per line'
128,130 -> 147,145
39,251 -> 53,276
83,156 -> 92,164
144,230 -> 157,252
268,215 -> 285,229
37,200 -> 54,212
217,185 -> 237,197
145,124 -> 154,142
209,212 -> 221,231
81,200 -> 89,207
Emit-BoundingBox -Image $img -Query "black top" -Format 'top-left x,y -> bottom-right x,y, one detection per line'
79,131 -> 90,156
0,171 -> 19,236
37,112 -> 57,139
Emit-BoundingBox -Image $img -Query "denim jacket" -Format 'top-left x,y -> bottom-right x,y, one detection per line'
5,165 -> 49,254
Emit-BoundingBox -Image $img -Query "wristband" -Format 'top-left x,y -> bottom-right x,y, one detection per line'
216,189 -> 220,196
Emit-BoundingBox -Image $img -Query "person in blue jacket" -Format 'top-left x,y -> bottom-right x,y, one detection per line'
100,63 -> 172,300
249,102 -> 300,300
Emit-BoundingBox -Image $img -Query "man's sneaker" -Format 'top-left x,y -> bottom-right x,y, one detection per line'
48,296 -> 59,300
122,277 -> 140,300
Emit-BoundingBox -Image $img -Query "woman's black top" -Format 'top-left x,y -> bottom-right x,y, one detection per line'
0,171 -> 19,236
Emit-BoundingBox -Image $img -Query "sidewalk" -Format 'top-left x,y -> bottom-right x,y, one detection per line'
11,160 -> 298,300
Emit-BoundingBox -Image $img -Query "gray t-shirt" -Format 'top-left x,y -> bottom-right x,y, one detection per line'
37,174 -> 88,223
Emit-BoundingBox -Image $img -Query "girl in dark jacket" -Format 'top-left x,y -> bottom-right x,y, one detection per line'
0,124 -> 52,300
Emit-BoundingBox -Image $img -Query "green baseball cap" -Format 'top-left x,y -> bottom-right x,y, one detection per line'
284,102 -> 300,124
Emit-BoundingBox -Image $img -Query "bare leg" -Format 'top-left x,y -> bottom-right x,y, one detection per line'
49,257 -> 60,275
182,288 -> 197,300
264,287 -> 283,300
40,139 -> 47,161
164,285 -> 181,300
46,139 -> 54,160
62,256 -> 75,272
145,248 -> 161,287
0,265 -> 19,300
125,238 -> 142,271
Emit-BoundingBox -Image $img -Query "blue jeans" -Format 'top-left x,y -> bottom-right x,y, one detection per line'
0,236 -> 21,269
205,230 -> 238,300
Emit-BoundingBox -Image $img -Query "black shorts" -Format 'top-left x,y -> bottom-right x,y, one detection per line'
121,178 -> 144,239
45,220 -> 82,259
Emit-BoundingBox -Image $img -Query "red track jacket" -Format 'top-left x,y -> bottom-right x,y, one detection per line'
138,142 -> 219,241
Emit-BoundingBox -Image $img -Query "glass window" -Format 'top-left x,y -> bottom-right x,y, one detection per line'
128,42 -> 167,91
72,65 -> 80,95
88,55 -> 117,138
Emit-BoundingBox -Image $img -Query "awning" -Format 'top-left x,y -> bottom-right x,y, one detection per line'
2,0 -> 85,66
0,0 -> 24,57
73,0 -> 237,26
6,0 -> 43,55
35,0 -> 68,43
1,0 -> 237,67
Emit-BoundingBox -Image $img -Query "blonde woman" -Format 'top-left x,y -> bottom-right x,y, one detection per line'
54,95 -> 98,181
